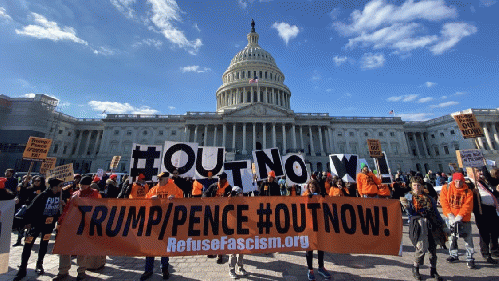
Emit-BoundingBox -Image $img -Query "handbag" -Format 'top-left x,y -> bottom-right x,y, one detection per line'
15,205 -> 28,219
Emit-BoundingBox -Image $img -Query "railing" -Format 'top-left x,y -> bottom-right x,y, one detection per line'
106,114 -> 184,119
185,112 -> 220,117
296,113 -> 330,117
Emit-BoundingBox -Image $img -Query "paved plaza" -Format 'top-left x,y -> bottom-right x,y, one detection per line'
1,213 -> 498,281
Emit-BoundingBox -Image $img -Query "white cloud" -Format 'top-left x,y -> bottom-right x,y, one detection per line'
360,52 -> 385,69
23,93 -> 36,98
272,22 -> 299,45
470,5 -> 476,13
311,70 -> 321,81
334,0 -> 476,57
454,91 -> 466,95
396,113 -> 434,121
180,65 -> 211,73
93,46 -> 118,56
430,23 -> 477,55
88,101 -> 159,115
110,0 -> 136,19
387,94 -> 419,102
480,0 -> 497,7
441,95 -> 447,99
193,23 -> 200,32
430,101 -> 459,108
418,97 -> 434,103
425,81 -> 437,87
238,0 -> 248,9
133,38 -> 163,49
15,13 -> 88,45
333,55 -> 348,66
168,106 -> 175,110
147,0 -> 203,55
0,7 -> 12,21
326,89 -> 334,92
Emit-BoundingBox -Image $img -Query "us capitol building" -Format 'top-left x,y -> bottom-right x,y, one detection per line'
1,21 -> 498,175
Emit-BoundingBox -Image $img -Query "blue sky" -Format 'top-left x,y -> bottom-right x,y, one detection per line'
0,0 -> 498,121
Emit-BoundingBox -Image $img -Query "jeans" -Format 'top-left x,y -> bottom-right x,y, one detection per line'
144,257 -> 169,272
447,220 -> 475,261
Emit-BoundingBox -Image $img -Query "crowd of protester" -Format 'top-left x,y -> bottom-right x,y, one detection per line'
1,164 -> 498,281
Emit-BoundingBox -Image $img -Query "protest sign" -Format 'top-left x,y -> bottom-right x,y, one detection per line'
46,163 -> 74,183
282,154 -> 308,186
448,163 -> 458,172
373,152 -> 393,184
161,141 -> 198,178
22,137 -> 52,161
456,149 -> 485,168
367,139 -> 383,158
329,154 -> 359,183
453,113 -> 484,139
224,160 -> 256,193
358,158 -> 370,171
0,200 -> 15,274
110,156 -> 121,170
195,146 -> 225,179
39,157 -> 57,175
53,196 -> 402,257
97,169 -> 104,179
129,144 -> 163,184
252,148 -> 284,180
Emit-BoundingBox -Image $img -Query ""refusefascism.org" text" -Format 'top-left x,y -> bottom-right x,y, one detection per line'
167,235 -> 309,253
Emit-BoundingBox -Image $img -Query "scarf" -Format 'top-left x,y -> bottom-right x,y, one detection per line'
477,180 -> 499,215
412,192 -> 433,215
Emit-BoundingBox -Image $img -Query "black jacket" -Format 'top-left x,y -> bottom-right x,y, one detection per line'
203,182 -> 232,198
259,181 -> 281,196
24,188 -> 61,227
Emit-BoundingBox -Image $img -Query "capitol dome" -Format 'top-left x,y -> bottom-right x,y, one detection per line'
216,20 -> 291,113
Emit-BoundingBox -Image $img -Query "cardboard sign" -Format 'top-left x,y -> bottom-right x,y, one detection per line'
367,139 -> 383,158
456,149 -> 485,168
453,113 -> 484,139
224,160 -> 256,193
282,154 -> 309,186
22,137 -> 52,160
110,156 -> 122,170
53,196 -> 403,257
162,141 -> 198,178
46,163 -> 74,183
252,148 -> 284,180
373,152 -> 393,184
97,169 -> 104,179
39,157 -> 57,175
0,200 -> 15,274
448,163 -> 458,172
329,154 -> 359,183
129,144 -> 163,184
195,146 -> 225,179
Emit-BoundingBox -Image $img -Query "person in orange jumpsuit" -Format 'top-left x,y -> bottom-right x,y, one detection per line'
440,172 -> 475,269
329,178 -> 349,197
129,173 -> 149,199
356,163 -> 381,198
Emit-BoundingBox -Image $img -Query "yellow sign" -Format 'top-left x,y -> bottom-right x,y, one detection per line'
39,157 -> 57,175
367,139 -> 383,158
22,137 -> 52,160
453,113 -> 484,139
46,163 -> 74,183
110,156 -> 122,170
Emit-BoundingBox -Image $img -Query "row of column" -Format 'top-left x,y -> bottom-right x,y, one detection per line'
184,123 -> 332,156
477,122 -> 499,151
405,132 -> 429,158
217,87 -> 290,109
72,130 -> 103,157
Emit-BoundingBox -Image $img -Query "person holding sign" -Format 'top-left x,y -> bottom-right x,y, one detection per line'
140,172 -> 183,280
400,176 -> 446,281
54,176 -> 101,281
258,170 -> 281,196
439,173 -> 476,269
129,174 -> 150,199
203,172 -> 233,264
302,180 -> 332,281
329,178 -> 349,197
14,178 -> 63,281
356,163 -> 382,198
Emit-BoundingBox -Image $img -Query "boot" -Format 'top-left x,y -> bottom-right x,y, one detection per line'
35,260 -> 44,275
430,268 -> 443,281
13,267 -> 27,281
412,266 -> 421,281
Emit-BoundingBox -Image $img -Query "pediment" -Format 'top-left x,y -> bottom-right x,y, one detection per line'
224,103 -> 291,117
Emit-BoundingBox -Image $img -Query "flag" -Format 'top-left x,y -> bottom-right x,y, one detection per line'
249,76 -> 259,84
102,110 -> 107,114
388,110 -> 394,114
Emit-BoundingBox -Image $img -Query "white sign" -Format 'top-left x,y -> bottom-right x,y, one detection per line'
194,146 -> 225,179
282,154 -> 309,186
460,149 -> 485,168
129,143 -> 163,184
329,154 -> 359,183
224,160 -> 256,193
96,169 -> 104,179
162,141 -> 198,178
373,152 -> 393,184
252,148 -> 284,180
0,200 -> 15,274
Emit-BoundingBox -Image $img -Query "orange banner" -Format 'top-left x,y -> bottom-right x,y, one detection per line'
53,196 -> 402,257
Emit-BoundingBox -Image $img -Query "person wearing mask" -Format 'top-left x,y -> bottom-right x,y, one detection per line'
140,172 -> 183,280
129,174 -> 150,199
53,176 -> 102,281
356,163 -> 381,198
440,172 -> 475,269
227,186 -> 248,279
203,172 -> 232,264
303,180 -> 332,281
401,176 -> 446,281
14,178 -> 64,281
470,167 -> 499,263
258,171 -> 281,196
